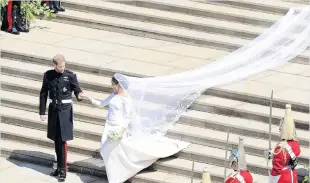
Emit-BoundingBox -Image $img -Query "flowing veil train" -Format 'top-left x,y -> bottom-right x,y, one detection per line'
117,6 -> 310,138
102,6 -> 310,183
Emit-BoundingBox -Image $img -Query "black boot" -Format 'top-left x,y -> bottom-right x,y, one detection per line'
55,5 -> 65,12
20,23 -> 30,33
16,4 -> 29,33
50,168 -> 59,177
8,8 -> 20,35
1,6 -> 8,31
56,0 -> 65,12
49,1 -> 58,13
8,27 -> 20,35
55,0 -> 65,12
59,168 -> 66,182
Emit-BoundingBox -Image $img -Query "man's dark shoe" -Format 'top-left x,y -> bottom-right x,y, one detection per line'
59,169 -> 66,182
50,169 -> 59,177
8,28 -> 20,35
16,25 -> 29,33
49,6 -> 58,13
55,6 -> 65,12
51,8 -> 58,13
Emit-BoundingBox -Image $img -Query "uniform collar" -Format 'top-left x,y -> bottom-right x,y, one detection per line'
54,69 -> 64,76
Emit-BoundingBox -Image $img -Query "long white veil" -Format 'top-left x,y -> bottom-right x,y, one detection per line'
114,6 -> 310,138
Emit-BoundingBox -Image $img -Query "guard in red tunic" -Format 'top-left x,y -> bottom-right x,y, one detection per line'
225,137 -> 253,183
264,104 -> 301,183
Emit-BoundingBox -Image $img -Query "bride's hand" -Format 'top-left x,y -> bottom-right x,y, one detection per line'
118,128 -> 125,138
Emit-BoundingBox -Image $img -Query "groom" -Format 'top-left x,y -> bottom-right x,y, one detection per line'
39,54 -> 83,181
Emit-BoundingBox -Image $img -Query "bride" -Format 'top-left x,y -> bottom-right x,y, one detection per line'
81,74 -> 190,183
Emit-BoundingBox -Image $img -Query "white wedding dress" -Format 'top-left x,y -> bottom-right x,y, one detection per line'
90,93 -> 190,183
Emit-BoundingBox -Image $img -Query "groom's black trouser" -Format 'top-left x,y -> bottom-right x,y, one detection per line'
54,114 -> 68,170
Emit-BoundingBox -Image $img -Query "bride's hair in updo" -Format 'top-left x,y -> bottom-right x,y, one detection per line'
112,77 -> 119,85
112,74 -> 129,89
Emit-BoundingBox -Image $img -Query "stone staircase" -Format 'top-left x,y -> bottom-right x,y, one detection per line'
55,0 -> 310,64
1,0 -> 309,183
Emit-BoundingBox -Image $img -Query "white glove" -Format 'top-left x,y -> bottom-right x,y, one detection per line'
264,149 -> 273,160
268,175 -> 280,183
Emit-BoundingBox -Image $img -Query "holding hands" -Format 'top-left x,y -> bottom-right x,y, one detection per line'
40,115 -> 47,121
79,92 -> 89,100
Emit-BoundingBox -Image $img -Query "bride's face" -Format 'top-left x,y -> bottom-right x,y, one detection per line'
111,81 -> 120,93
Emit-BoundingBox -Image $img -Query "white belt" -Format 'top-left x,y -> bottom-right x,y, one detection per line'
285,144 -> 296,160
282,166 -> 293,170
49,99 -> 72,104
236,174 -> 246,183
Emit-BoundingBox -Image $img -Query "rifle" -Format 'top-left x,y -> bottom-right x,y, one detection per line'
224,130 -> 230,183
267,90 -> 273,175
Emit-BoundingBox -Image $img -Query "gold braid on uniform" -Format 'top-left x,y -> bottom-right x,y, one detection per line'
272,141 -> 288,163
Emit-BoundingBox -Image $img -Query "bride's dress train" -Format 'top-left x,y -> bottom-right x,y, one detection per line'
92,94 -> 190,183
100,118 -> 189,183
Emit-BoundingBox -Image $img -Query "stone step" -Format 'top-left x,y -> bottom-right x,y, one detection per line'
55,9 -> 247,52
281,0 -> 309,5
180,110 -> 309,147
202,0 -> 305,15
1,105 -> 309,165
0,122 -> 272,175
0,139 -> 202,183
62,0 -> 264,39
0,139 -> 106,177
192,95 -> 309,130
156,158 -> 267,183
111,0 -> 281,27
53,9 -> 310,63
62,0 -> 310,54
204,82 -> 310,114
1,60 -> 309,130
2,48 -> 309,114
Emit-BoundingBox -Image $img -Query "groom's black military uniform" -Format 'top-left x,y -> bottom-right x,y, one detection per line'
39,69 -> 82,181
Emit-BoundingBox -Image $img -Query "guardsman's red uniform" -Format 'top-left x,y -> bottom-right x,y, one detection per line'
225,137 -> 253,183
269,140 -> 301,183
226,170 -> 253,183
266,104 -> 301,183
